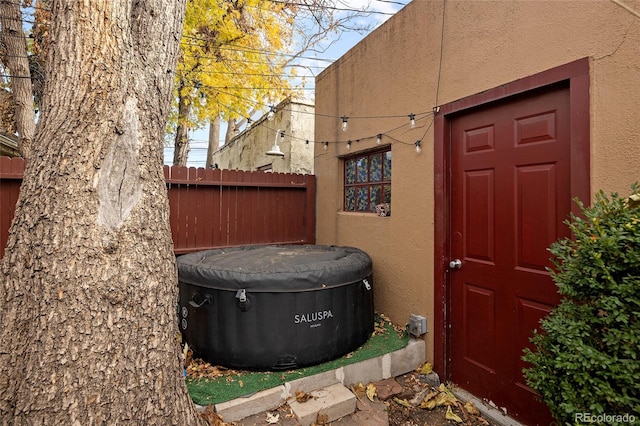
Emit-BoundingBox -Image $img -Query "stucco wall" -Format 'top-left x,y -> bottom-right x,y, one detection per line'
210,99 -> 315,174
314,0 -> 640,363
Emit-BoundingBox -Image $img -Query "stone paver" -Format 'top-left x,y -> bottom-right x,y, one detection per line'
288,383 -> 356,426
372,378 -> 403,401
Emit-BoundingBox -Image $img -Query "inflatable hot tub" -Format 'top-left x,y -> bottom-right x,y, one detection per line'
177,244 -> 374,370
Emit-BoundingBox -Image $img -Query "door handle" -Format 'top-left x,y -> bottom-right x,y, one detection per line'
449,259 -> 462,269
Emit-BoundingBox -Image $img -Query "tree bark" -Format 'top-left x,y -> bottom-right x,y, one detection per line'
173,94 -> 190,166
0,0 -> 36,159
206,115 -> 220,168
0,1 -> 204,425
224,118 -> 237,144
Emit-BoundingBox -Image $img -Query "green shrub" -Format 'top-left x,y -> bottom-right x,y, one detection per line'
523,184 -> 640,425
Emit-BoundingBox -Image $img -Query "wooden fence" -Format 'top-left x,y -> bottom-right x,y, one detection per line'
0,156 -> 316,259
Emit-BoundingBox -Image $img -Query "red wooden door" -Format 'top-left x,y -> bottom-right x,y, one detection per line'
449,86 -> 570,425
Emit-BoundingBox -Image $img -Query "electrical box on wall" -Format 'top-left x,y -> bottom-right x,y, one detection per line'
408,314 -> 427,337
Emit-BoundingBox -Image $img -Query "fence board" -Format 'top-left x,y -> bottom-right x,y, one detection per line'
251,174 -> 264,244
0,157 -> 26,257
1,158 -> 316,259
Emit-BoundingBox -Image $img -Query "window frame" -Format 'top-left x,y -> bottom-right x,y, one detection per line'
343,147 -> 391,213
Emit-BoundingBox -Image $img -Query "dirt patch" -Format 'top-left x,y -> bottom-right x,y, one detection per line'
384,370 -> 499,426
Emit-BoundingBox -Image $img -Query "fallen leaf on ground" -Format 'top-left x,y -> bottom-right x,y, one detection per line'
351,383 -> 366,399
393,397 -> 413,408
314,412 -> 329,425
420,362 -> 433,374
445,405 -> 463,423
464,400 -> 481,416
199,405 -> 228,425
186,358 -> 234,379
419,390 -> 439,409
434,391 -> 457,406
438,383 -> 456,397
420,398 -> 437,410
295,390 -> 313,403
266,412 -> 279,424
409,388 -> 429,406
366,383 -> 377,402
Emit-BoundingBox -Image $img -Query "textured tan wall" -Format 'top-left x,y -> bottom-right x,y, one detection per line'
210,99 -> 315,174
315,0 -> 640,363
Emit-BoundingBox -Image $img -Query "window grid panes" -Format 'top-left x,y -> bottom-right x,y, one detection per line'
344,148 -> 391,212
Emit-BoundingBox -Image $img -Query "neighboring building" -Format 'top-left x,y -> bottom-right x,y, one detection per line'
209,98 -> 314,174
0,134 -> 20,157
314,1 -> 640,424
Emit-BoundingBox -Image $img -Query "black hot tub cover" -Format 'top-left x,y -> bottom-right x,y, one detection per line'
177,244 -> 372,292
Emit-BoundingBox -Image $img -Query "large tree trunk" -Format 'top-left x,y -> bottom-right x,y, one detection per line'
206,115 -> 220,168
224,118 -> 238,144
0,1 -> 204,425
173,94 -> 190,166
0,0 -> 36,159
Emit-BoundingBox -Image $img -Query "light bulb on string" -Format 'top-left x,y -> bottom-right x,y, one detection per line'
376,134 -> 382,145
323,141 -> 328,151
267,106 -> 276,121
341,116 -> 349,132
346,140 -> 351,150
415,140 -> 422,154
409,113 -> 416,129
246,118 -> 252,129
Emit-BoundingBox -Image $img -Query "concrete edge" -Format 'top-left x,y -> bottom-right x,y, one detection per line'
215,385 -> 286,423
453,388 -> 526,426
207,338 -> 426,423
285,369 -> 341,398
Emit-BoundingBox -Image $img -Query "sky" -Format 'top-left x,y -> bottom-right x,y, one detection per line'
164,0 -> 411,167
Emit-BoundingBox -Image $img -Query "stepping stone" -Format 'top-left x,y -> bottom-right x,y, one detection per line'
372,378 -> 403,401
289,383 -> 356,426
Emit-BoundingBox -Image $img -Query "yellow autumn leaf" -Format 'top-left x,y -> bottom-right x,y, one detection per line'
438,383 -> 452,394
420,362 -> 433,374
366,383 -> 377,402
464,400 -> 481,416
446,405 -> 463,423
420,398 -> 437,410
393,397 -> 413,408
433,390 -> 457,407
424,389 -> 438,402
352,382 -> 366,399
418,389 -> 438,409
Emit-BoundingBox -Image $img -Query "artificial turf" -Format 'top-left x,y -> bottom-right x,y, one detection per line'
186,314 -> 409,406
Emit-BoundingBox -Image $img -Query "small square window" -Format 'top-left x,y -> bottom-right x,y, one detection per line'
343,148 -> 391,213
